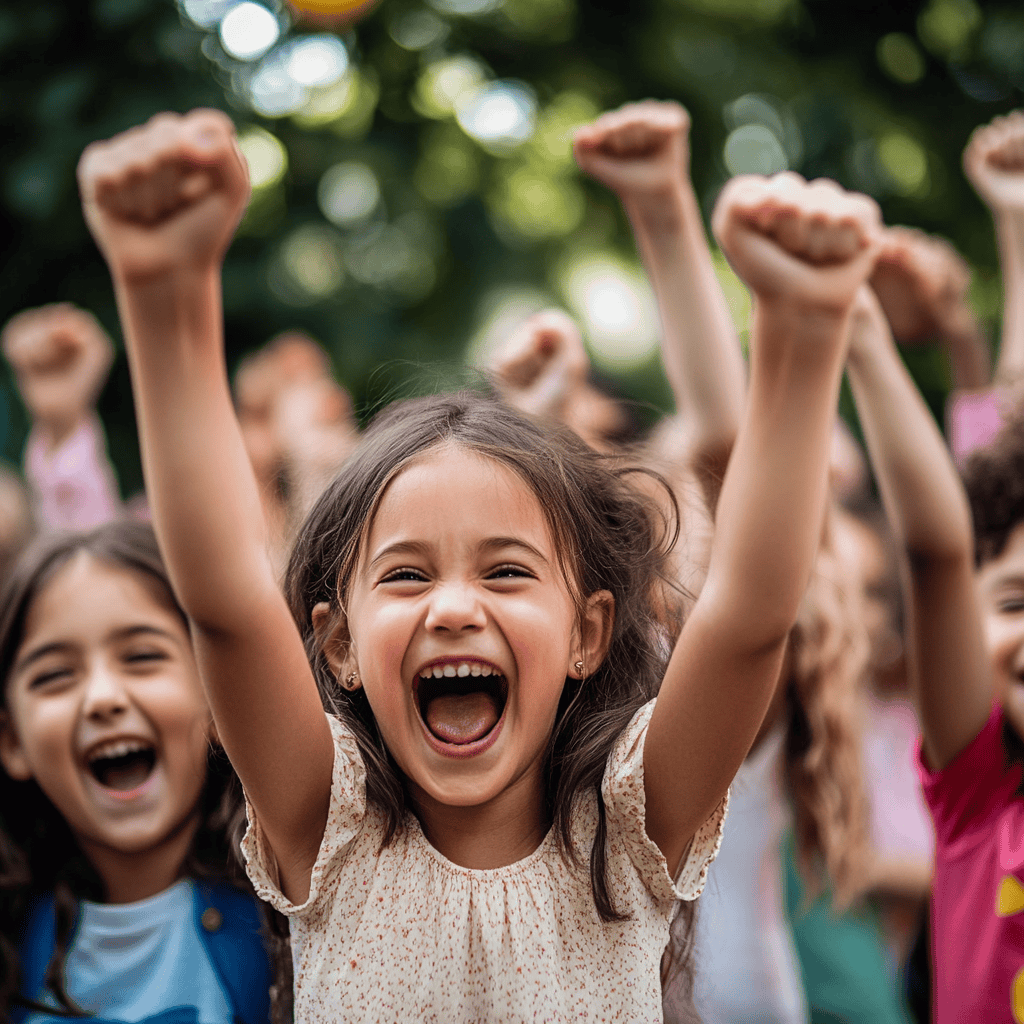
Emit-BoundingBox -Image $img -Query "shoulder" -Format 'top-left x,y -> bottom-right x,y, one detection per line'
920,703 -> 1023,847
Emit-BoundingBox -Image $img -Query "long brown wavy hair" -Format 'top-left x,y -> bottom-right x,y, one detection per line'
783,504 -> 871,908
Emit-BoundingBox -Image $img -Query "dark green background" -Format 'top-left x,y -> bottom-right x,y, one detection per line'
1,0 -> 1020,496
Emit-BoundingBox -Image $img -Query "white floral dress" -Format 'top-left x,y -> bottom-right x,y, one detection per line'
241,700 -> 727,1023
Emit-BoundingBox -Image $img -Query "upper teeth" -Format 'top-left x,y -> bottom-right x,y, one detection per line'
87,739 -> 151,763
422,662 -> 496,679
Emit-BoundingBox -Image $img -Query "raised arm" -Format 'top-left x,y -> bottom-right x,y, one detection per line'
845,286 -> 991,770
573,101 -> 745,510
641,173 -> 881,873
78,111 -> 333,901
964,111 -> 1024,385
869,226 -> 990,390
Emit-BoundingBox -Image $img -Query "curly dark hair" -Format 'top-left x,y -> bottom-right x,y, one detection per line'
961,411 -> 1024,569
0,522 -> 289,1023
960,410 -> 1024,792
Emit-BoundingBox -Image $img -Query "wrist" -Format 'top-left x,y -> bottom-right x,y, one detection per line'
623,182 -> 698,239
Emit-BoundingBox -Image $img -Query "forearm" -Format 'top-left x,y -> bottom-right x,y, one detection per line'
847,313 -> 974,563
627,187 -> 745,499
944,320 -> 992,390
847,298 -> 991,770
995,210 -> 1024,383
113,268 -> 278,629
705,303 -> 845,649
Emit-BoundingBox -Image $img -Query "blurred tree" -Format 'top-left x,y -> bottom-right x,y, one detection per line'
1,0 -> 1022,493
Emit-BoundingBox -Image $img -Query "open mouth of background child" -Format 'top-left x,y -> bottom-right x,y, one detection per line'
86,739 -> 157,792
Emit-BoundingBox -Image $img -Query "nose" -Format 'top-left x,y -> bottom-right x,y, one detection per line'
81,662 -> 131,722
424,581 -> 486,634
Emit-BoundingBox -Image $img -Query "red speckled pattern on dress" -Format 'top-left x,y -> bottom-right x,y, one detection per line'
241,700 -> 727,1023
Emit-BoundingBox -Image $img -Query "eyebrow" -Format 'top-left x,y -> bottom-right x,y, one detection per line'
13,625 -> 178,675
368,536 -> 551,570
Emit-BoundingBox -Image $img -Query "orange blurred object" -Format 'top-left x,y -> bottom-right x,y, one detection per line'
285,0 -> 379,26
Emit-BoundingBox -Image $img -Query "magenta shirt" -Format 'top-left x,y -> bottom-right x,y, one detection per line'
919,704 -> 1024,1022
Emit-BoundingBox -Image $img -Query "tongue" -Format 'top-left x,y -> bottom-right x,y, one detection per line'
426,691 -> 499,744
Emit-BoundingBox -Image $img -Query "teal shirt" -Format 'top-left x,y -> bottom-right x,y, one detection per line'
782,832 -> 913,1024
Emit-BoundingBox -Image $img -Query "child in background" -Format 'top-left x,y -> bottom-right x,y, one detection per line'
79,107 -> 879,1021
1,304 -> 121,532
843,253 -> 1023,1020
575,101 -> 873,1024
234,330 -> 357,576
0,521 -> 274,1024
946,111 -> 1024,460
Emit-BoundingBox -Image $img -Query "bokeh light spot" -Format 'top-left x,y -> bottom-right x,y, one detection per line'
180,0 -> 238,28
413,55 -> 487,118
389,9 -> 448,49
876,132 -> 930,196
559,253 -> 659,371
219,2 -> 279,61
286,35 -> 348,87
457,81 -> 536,150
237,126 -> 287,188
271,224 -> 345,305
428,0 -> 500,16
877,32 -> 926,84
723,124 -> 788,175
917,0 -> 980,59
318,162 -> 380,226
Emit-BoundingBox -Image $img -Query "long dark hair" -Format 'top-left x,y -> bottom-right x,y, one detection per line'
285,391 -> 683,923
0,522 -> 287,1022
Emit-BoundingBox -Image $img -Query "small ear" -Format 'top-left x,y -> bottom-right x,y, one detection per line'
311,601 -> 350,678
574,590 -> 615,677
0,711 -> 32,782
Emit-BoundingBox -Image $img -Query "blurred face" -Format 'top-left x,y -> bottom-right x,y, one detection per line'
976,523 -> 1024,736
0,554 -> 211,872
342,446 -> 610,815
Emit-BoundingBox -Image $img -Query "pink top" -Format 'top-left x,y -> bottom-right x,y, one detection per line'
919,704 -> 1024,1023
864,695 -> 934,864
947,387 -> 1005,466
24,415 -> 121,532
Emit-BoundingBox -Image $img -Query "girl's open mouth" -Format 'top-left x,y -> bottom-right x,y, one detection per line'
86,739 -> 157,792
415,663 -> 508,757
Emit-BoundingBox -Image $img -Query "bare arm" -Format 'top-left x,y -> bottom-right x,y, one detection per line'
642,173 -> 881,872
574,102 -> 745,510
964,112 -> 1024,385
78,111 -> 333,902
845,287 -> 991,770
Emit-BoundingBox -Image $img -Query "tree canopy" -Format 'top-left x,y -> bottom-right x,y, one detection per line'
1,0 -> 1021,493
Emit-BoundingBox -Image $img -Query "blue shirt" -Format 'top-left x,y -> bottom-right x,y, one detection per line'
24,880 -> 232,1024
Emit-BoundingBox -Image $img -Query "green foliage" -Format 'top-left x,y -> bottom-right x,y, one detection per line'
1,0 -> 1022,495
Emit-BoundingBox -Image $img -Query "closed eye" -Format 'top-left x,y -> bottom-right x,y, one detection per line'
124,649 -> 169,665
487,564 -> 535,581
29,667 -> 73,690
380,568 -> 430,584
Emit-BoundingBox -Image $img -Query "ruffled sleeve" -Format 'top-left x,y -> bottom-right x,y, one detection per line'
602,700 -> 728,903
240,714 -> 367,916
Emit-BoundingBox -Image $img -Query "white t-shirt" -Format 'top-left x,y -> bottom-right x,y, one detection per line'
242,701 -> 727,1023
690,728 -> 808,1024
24,880 -> 232,1024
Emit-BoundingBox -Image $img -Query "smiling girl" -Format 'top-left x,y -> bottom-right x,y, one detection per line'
0,523 -> 274,1024
78,110 -> 881,1021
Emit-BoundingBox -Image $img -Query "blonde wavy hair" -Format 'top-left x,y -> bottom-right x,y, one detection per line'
783,503 -> 872,909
